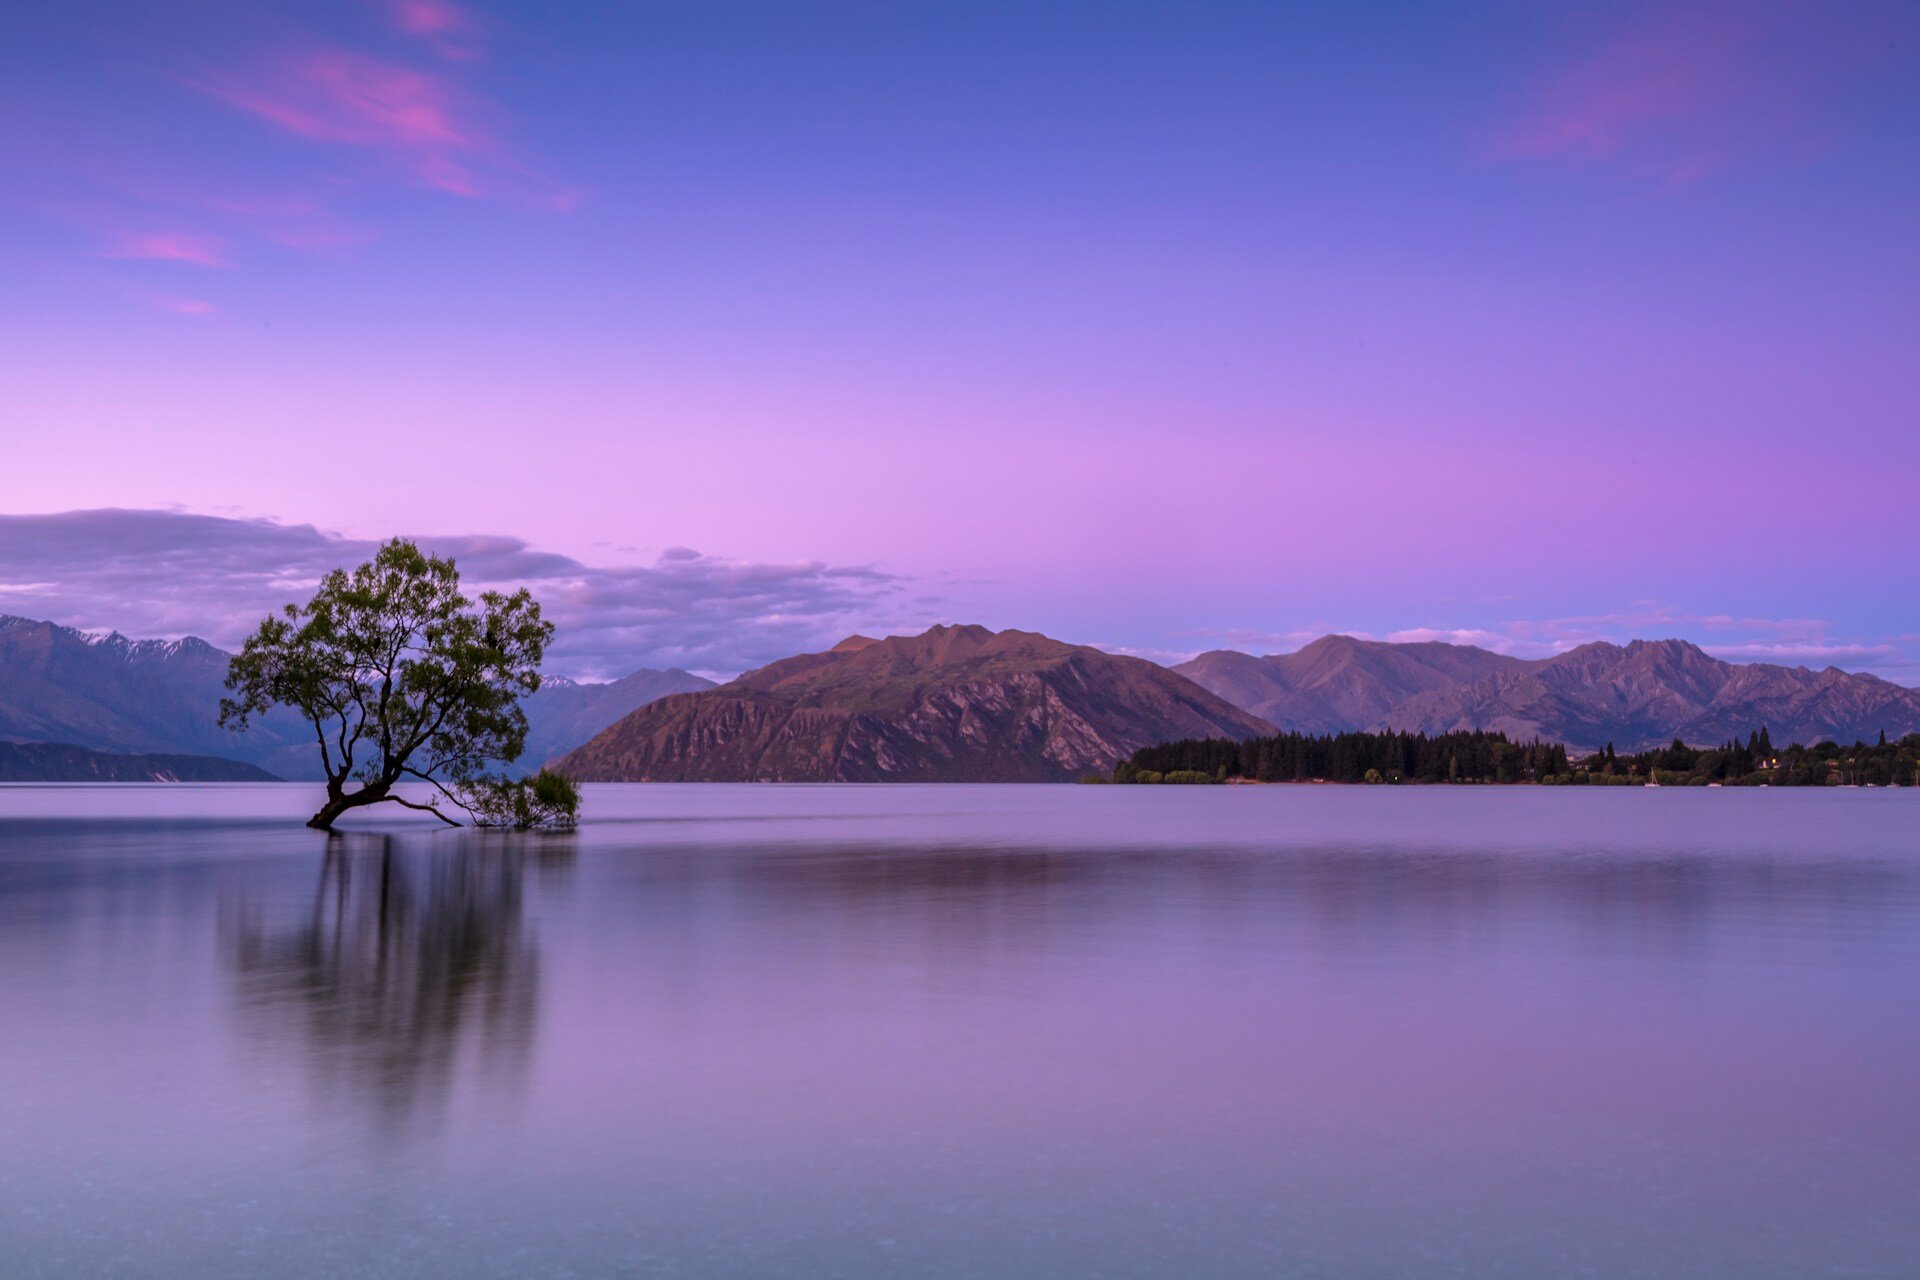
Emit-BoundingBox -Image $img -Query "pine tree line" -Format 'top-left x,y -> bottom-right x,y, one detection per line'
1107,727 -> 1920,786
1581,730 -> 1920,787
1116,729 -> 1568,784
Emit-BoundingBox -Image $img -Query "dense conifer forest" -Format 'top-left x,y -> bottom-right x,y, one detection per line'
1108,727 -> 1920,786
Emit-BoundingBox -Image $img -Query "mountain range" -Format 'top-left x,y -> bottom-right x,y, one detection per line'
5,611 -> 1918,783
555,624 -> 1274,782
0,614 -> 709,780
1176,636 -> 1522,735
0,615 -> 314,776
1176,634 -> 1920,754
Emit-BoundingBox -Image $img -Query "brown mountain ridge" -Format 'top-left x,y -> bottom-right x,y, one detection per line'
1175,635 -> 1524,734
1176,635 -> 1920,754
554,624 -> 1275,782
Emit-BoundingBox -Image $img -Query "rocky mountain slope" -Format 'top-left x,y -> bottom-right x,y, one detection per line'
0,613 -> 705,780
13,608 -> 1914,776
1178,633 -> 1920,753
1381,639 -> 1920,753
0,741 -> 278,782
1176,635 -> 1522,734
555,624 -> 1276,782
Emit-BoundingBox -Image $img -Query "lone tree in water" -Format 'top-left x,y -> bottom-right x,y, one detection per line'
220,539 -> 576,831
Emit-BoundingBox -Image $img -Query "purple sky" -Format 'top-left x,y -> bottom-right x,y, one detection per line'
3,1 -> 1917,680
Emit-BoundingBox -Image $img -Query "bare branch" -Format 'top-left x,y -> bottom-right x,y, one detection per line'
384,793 -> 463,827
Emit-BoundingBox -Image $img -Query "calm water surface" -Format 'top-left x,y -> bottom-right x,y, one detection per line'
1,784 -> 1916,1278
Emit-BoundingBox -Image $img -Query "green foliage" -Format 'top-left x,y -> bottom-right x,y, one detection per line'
1114,725 -> 1920,787
1593,732 -> 1919,787
1109,765 -> 1221,784
220,538 -> 558,829
460,768 -> 581,830
1118,729 -> 1569,784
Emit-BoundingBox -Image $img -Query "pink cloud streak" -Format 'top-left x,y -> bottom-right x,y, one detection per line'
384,0 -> 484,61
390,0 -> 465,36
106,231 -> 228,268
202,194 -> 382,255
1504,15 -> 1742,158
1497,7 -> 1754,182
196,50 -> 485,195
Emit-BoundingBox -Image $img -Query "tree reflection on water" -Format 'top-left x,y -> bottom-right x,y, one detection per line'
223,833 -> 575,1143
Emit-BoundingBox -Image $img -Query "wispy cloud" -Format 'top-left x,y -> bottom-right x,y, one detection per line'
45,0 -> 559,307
1493,2 -> 1914,184
1088,642 -> 1204,667
4,510 -> 1913,687
1176,626 -> 1367,657
382,0 -> 484,61
154,296 -> 217,316
201,193 -> 381,255
0,509 -> 924,680
196,50 -> 486,196
1384,627 -> 1522,652
1704,640 -> 1902,665
104,230 -> 228,267
1498,6 -> 1748,182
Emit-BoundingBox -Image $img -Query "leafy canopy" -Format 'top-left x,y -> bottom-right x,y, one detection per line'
463,767 -> 582,831
220,538 -> 573,829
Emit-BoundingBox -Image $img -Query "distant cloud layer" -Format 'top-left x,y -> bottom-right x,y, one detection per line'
1494,2 -> 1916,184
0,509 -> 925,679
0,509 -> 1910,688
30,0 -> 567,316
104,230 -> 229,268
195,48 -> 488,198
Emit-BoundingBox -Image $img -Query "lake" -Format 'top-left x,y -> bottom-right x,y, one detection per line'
1,783 -> 1916,1278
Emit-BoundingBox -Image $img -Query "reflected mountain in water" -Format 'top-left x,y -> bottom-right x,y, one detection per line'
223,834 -> 575,1141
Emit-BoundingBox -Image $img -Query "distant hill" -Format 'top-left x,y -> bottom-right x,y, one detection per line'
15,607 -> 1915,773
0,615 -> 316,777
1178,634 -> 1920,753
1176,635 -> 1522,734
1382,639 -> 1920,753
556,624 -> 1276,782
523,668 -> 716,766
0,613 -> 703,780
0,741 -> 277,782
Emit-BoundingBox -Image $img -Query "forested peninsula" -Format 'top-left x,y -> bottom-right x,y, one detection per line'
1108,728 -> 1920,787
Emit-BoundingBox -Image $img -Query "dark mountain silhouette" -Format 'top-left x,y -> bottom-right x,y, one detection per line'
1179,634 -> 1920,753
555,624 -> 1276,782
0,613 -> 707,780
0,741 -> 278,782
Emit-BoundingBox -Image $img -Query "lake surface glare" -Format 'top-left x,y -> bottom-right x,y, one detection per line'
1,783 -> 1916,1278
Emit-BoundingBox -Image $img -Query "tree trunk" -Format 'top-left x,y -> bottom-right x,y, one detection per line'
307,795 -> 350,830
307,780 -> 389,831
